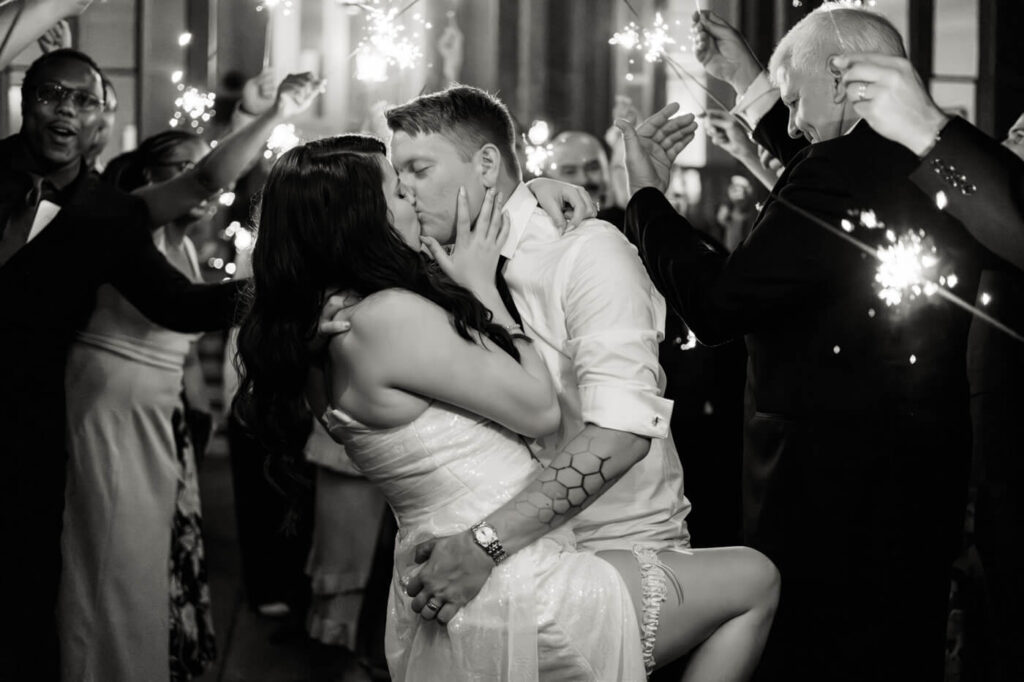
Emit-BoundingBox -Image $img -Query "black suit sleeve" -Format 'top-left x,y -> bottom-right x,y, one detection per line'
625,153 -> 853,345
105,200 -> 246,332
753,100 -> 809,167
910,117 -> 1024,272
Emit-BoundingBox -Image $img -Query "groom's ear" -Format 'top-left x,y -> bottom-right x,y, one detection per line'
476,143 -> 502,188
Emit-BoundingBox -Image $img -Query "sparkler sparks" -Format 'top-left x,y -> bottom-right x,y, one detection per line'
354,1 -> 426,82
256,0 -> 293,14
874,230 -> 945,307
263,123 -> 301,160
609,12 -> 677,64
169,86 -> 215,133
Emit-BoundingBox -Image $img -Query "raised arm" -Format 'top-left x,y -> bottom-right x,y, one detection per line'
0,0 -> 91,69
105,195 -> 243,332
134,72 -> 324,226
705,109 -> 781,191
834,53 -> 1024,272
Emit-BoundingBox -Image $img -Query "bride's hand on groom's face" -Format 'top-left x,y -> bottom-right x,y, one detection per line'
404,531 -> 493,625
420,186 -> 509,301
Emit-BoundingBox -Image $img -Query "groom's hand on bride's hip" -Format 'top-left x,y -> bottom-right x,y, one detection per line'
404,531 -> 494,624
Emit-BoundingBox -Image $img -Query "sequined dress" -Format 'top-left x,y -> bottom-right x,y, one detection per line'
321,401 -> 645,681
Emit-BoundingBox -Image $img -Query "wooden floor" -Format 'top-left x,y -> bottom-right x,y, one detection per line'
194,453 -> 380,682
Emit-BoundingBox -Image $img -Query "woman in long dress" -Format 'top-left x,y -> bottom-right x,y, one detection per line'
59,130 -> 217,682
236,135 -> 780,681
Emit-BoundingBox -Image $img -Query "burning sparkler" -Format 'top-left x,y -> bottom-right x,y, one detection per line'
263,123 -> 302,160
353,0 -> 427,83
169,86 -> 215,134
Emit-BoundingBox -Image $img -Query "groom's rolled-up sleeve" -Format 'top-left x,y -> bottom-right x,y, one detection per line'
561,225 -> 674,439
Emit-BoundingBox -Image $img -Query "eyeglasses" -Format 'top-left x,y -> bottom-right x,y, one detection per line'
150,160 -> 197,173
34,81 -> 103,113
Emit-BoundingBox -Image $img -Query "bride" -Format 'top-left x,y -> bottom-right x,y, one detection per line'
235,134 -> 778,681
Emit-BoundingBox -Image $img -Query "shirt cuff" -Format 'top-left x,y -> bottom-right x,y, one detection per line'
731,71 -> 779,133
579,385 -> 674,439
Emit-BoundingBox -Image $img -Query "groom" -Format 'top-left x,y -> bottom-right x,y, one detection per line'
382,86 -> 697,636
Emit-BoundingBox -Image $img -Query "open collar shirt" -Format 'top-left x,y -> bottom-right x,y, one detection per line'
500,182 -> 691,551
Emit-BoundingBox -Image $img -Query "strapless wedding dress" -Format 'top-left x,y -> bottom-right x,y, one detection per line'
322,401 -> 645,681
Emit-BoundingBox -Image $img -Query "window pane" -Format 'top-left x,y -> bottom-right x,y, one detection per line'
931,79 -> 975,124
933,0 -> 978,78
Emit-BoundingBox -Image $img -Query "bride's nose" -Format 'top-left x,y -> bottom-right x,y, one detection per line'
398,180 -> 415,203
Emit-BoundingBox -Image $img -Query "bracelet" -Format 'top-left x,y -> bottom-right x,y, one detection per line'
503,323 -> 523,335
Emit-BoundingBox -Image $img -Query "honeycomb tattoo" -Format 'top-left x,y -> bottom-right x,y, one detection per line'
514,434 -> 612,527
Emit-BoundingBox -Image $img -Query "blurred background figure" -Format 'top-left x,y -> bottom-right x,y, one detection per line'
60,129 -> 219,682
546,130 -> 621,224
714,174 -> 756,252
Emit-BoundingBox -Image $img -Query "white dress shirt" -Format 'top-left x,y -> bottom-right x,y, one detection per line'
501,183 -> 691,551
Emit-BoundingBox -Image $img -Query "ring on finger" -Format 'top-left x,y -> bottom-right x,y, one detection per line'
425,597 -> 442,612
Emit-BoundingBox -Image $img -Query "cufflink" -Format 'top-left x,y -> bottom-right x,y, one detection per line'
931,158 -> 975,196
652,416 -> 662,427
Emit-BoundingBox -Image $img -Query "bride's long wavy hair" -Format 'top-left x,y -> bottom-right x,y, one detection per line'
234,134 -> 518,470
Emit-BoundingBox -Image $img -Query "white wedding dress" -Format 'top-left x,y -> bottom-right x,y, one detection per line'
321,400 -> 645,681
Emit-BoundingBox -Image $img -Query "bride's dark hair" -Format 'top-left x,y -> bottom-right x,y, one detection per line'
234,134 -> 518,466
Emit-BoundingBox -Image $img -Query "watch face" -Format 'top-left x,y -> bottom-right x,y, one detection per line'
474,525 -> 497,545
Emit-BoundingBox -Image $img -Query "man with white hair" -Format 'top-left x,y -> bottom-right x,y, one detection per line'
616,4 -> 1009,679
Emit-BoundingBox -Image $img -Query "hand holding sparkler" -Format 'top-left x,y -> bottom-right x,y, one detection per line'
691,10 -> 761,94
704,109 -> 781,190
704,110 -> 757,164
758,144 -> 785,179
832,53 -> 949,157
615,102 -> 698,196
271,72 -> 326,120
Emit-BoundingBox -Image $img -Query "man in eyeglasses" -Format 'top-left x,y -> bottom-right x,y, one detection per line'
0,49 -> 244,679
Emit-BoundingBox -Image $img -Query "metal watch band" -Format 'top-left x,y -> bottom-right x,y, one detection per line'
471,521 -> 508,565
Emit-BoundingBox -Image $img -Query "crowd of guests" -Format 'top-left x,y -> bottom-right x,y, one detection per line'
2,0 -> 1023,680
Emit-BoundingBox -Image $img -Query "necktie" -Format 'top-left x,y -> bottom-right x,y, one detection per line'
0,175 -> 52,266
496,255 -> 523,326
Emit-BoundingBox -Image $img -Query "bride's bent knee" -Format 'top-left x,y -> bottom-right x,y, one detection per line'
733,548 -> 780,612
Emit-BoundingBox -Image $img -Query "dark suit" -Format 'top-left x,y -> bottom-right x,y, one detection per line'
910,119 -> 1024,681
625,116 -> 994,680
912,118 -> 1024,272
0,134 -> 243,679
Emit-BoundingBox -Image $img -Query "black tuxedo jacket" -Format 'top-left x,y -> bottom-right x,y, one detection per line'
0,133 -> 244,587
625,114 -> 995,565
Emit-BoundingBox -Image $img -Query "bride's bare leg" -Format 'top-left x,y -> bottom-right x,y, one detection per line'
598,547 -> 779,681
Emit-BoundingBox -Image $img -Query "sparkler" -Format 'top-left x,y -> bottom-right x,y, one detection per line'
352,0 -> 427,83
169,86 -> 215,134
614,0 -> 742,124
263,123 -> 302,160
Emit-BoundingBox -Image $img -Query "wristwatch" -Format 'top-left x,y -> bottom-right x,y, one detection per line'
470,521 -> 508,565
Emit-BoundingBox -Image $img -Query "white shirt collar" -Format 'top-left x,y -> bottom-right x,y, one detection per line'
500,182 -> 538,260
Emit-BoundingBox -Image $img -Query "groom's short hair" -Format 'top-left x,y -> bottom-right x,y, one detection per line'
386,85 -> 522,181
